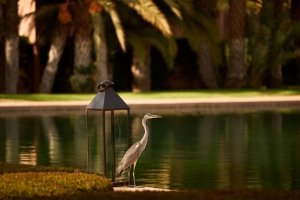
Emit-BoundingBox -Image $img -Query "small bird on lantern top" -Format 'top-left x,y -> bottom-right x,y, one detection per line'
97,80 -> 114,92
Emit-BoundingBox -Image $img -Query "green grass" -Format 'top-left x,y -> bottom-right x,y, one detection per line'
1,89 -> 300,101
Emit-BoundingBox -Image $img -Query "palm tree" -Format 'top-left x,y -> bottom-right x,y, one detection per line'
5,0 -> 19,94
94,0 -> 176,92
125,0 -> 221,91
292,0 -> 300,83
126,28 -> 177,92
39,23 -> 69,93
0,1 -> 5,93
38,0 -> 175,93
115,0 -> 178,92
194,0 -> 220,89
266,0 -> 288,88
167,0 -> 222,89
92,12 -> 109,86
70,0 -> 94,92
225,0 -> 247,89
37,2 -> 71,93
43,0 -> 173,93
246,1 -> 300,88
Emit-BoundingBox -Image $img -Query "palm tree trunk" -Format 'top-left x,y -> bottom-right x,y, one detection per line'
195,0 -> 220,89
197,39 -> 220,89
267,64 -> 282,88
291,0 -> 300,85
225,0 -> 246,89
0,3 -> 4,93
131,44 -> 151,92
39,24 -> 68,93
5,0 -> 19,94
266,0 -> 286,88
92,12 -> 108,90
72,1 -> 93,93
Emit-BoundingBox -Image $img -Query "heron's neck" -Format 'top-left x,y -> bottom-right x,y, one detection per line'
140,117 -> 149,150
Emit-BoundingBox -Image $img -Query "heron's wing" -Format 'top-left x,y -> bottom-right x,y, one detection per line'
118,142 -> 143,171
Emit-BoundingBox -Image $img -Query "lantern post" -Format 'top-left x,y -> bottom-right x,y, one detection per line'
86,80 -> 130,186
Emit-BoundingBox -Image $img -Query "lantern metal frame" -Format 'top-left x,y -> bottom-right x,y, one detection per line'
86,86 -> 130,185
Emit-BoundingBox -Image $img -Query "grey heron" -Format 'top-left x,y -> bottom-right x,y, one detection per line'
115,113 -> 162,187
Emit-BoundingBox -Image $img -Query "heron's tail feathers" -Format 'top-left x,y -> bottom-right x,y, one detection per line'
115,165 -> 124,177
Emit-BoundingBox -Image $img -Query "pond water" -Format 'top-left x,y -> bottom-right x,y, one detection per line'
0,111 -> 300,190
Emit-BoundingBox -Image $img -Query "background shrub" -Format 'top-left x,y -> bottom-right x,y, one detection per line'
0,172 -> 113,198
0,162 -> 113,199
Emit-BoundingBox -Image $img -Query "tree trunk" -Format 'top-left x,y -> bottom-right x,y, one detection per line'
195,0 -> 220,89
131,44 -> 151,92
33,44 -> 41,93
197,39 -> 220,89
72,1 -> 93,93
225,0 -> 246,89
267,64 -> 282,88
266,0 -> 286,88
92,13 -> 108,90
0,3 -> 4,93
291,0 -> 300,85
5,0 -> 19,94
39,24 -> 68,93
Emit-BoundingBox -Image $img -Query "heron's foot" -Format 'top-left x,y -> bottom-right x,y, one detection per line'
128,185 -> 143,188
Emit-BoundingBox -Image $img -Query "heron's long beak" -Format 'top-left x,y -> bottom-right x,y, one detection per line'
152,115 -> 162,118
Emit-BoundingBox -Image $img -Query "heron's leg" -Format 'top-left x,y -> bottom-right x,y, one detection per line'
128,165 -> 132,187
133,161 -> 137,187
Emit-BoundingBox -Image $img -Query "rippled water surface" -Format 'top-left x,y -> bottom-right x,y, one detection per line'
1,111 -> 300,190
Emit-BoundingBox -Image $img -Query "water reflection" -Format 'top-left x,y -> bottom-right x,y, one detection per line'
5,118 -> 19,163
0,111 -> 300,190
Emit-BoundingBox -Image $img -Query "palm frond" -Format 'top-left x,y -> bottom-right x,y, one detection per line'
246,0 -> 300,87
176,0 -> 193,14
123,0 -> 172,37
126,32 -> 146,66
100,0 -> 126,51
126,28 -> 177,68
22,4 -> 60,20
163,0 -> 182,19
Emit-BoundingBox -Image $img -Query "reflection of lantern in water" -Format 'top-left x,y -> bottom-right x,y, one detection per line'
86,80 -> 130,186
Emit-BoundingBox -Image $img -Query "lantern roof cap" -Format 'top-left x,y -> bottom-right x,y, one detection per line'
86,86 -> 129,110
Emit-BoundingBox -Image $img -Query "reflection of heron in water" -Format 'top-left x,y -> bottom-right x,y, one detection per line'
115,113 -> 162,187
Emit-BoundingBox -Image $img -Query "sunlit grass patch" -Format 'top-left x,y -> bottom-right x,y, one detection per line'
0,162 -> 113,199
1,89 -> 300,101
0,172 -> 112,199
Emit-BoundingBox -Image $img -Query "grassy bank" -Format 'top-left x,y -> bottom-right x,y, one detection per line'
1,162 -> 300,199
0,162 -> 113,199
1,89 -> 300,101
